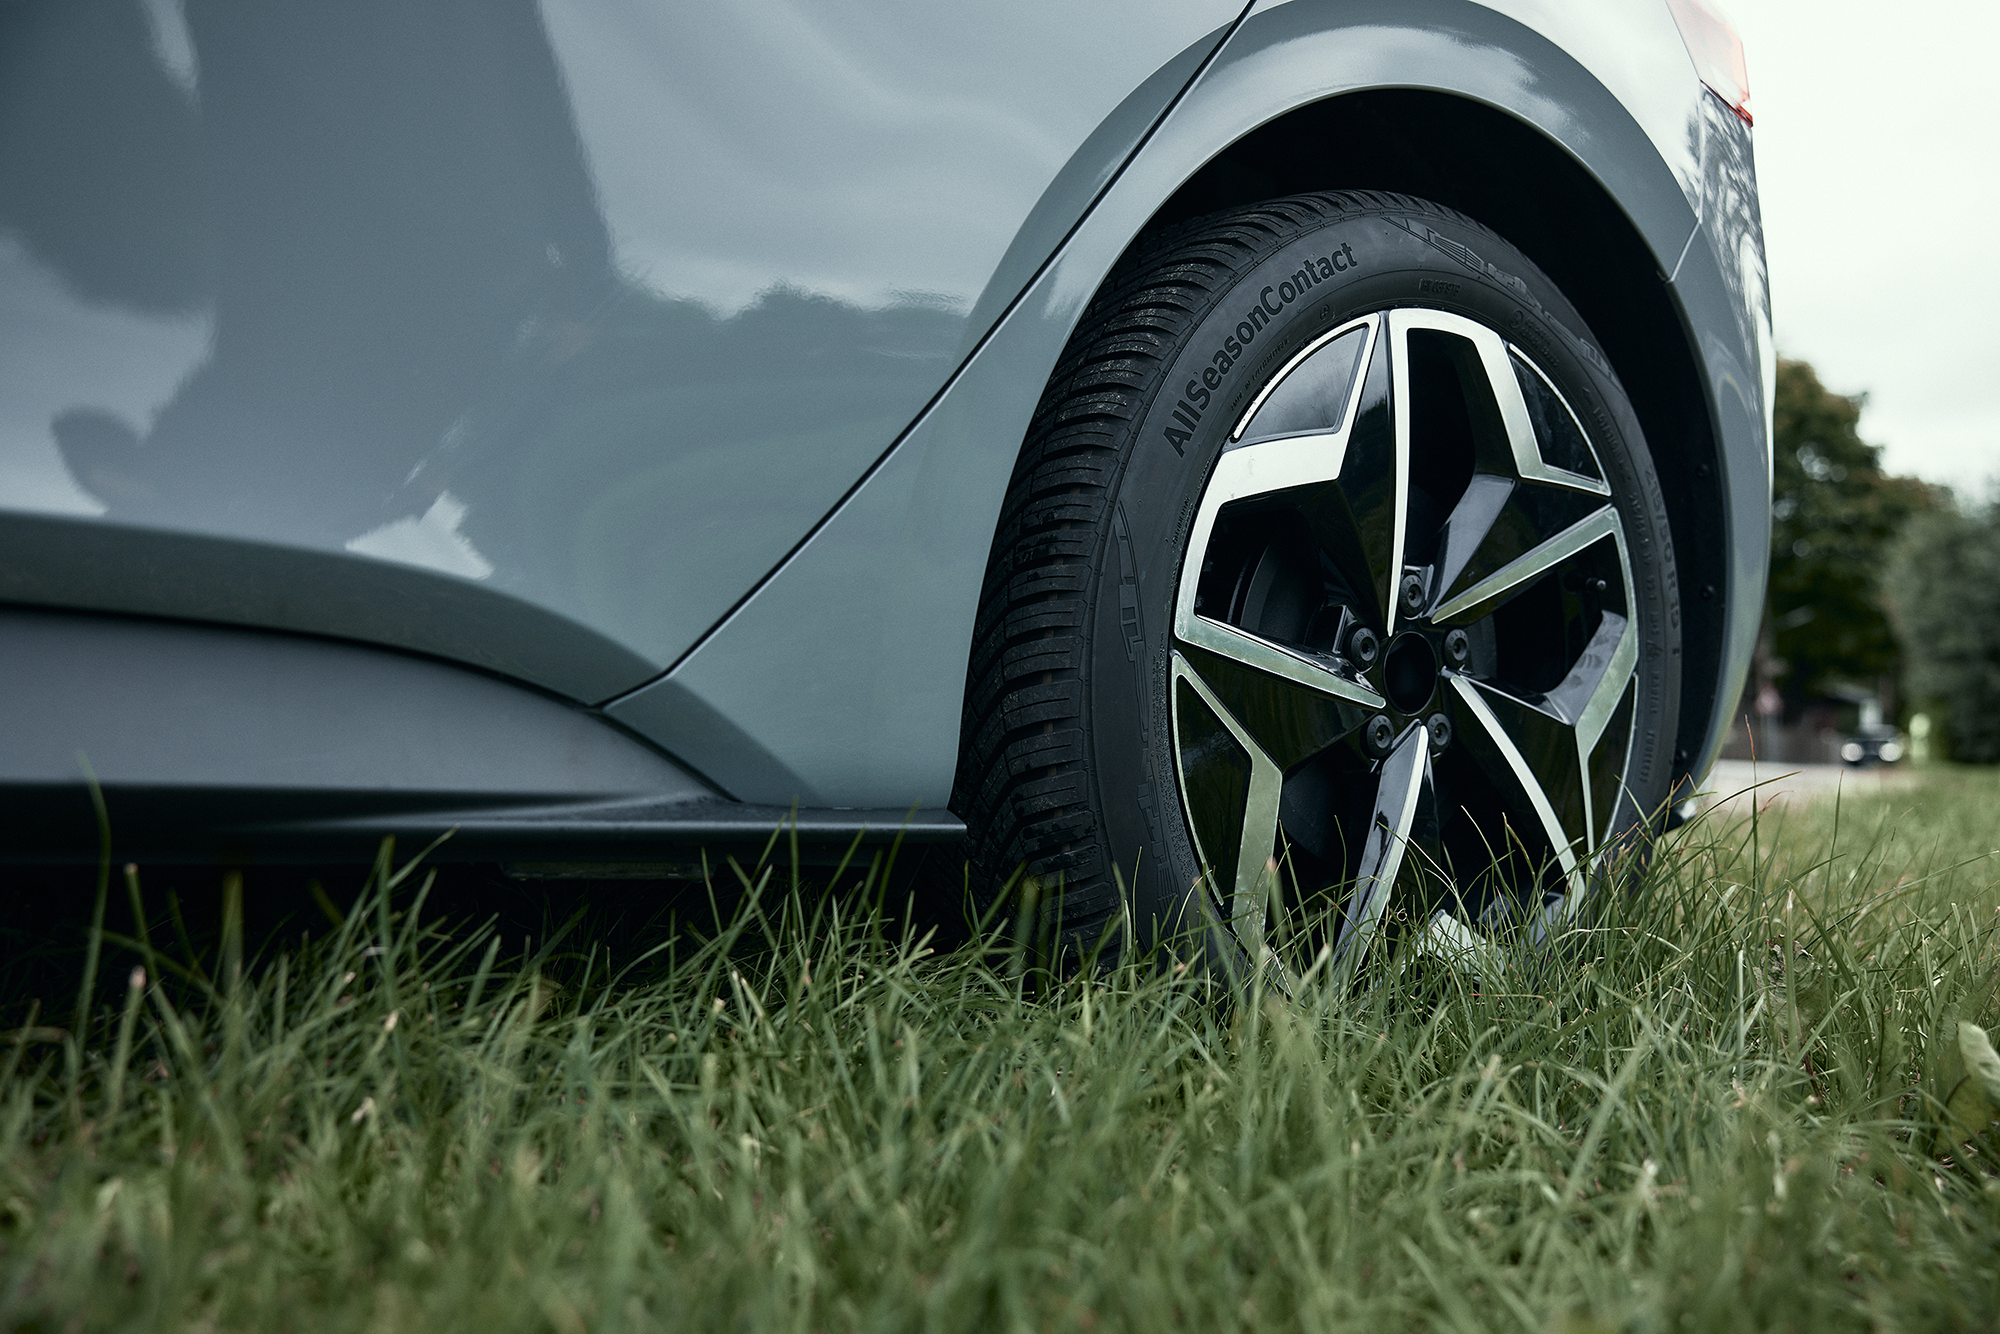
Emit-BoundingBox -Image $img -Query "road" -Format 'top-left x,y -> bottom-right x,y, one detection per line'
1696,758 -> 1913,818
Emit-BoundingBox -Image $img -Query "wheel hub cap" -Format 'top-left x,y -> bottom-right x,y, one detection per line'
1381,632 -> 1439,714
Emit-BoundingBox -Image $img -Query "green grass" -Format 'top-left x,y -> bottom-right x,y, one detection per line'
5,769 -> 2000,1332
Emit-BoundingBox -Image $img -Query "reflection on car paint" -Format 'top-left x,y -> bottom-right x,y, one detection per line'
0,0 -> 1233,681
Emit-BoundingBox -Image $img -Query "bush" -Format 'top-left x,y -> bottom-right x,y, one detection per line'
1766,359 -> 1940,711
1887,499 -> 2000,762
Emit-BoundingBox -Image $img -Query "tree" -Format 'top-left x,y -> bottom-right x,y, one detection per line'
1767,359 -> 1940,715
1886,502 -> 2000,763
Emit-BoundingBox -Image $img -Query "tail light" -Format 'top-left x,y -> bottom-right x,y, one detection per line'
1665,0 -> 1753,125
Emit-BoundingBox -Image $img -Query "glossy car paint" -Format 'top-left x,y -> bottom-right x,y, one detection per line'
0,0 -> 1240,689
0,601 -> 959,860
0,0 -> 1769,850
620,0 -> 1772,807
0,606 -> 689,795
1674,90 -> 1773,782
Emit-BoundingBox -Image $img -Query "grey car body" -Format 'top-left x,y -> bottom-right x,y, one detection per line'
0,0 -> 1769,861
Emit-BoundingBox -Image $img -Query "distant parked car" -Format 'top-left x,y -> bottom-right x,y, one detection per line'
1841,728 -> 1906,767
1,0 -> 1770,973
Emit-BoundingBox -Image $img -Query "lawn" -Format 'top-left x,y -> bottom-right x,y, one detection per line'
4,767 -> 1999,1331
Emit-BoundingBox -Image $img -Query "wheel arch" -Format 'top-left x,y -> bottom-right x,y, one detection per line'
635,26 -> 1740,812
1100,86 -> 1731,789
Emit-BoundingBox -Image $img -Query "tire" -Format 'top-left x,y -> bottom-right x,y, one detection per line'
953,191 -> 1680,975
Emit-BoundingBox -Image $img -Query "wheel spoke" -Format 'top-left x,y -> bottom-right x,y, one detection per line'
1452,678 -> 1586,854
1428,481 -> 1609,617
1448,675 -> 1584,901
1385,309 -> 1615,621
1522,608 -> 1637,846
1428,473 -> 1517,605
1333,721 -> 1435,969
1390,308 -> 1610,497
1427,505 -> 1621,626
1329,314 -> 1401,629
1177,615 -> 1383,717
1172,654 -> 1285,951
1179,640 -> 1376,769
1504,346 -> 1610,492
1585,677 -> 1640,848
1548,610 -> 1639,758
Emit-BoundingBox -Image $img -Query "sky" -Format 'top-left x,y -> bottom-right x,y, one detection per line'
1724,0 -> 1999,497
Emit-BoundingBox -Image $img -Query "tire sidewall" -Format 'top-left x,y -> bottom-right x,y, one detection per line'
1084,200 -> 1680,943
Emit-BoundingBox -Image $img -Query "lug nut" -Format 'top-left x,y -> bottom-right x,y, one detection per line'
1364,714 -> 1395,754
1426,711 -> 1453,753
1400,572 -> 1426,614
1443,629 -> 1470,665
1346,625 -> 1380,667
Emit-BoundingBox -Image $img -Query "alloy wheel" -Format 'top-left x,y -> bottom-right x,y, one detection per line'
1169,308 -> 1641,975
